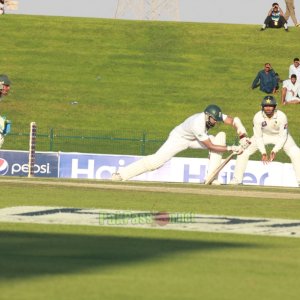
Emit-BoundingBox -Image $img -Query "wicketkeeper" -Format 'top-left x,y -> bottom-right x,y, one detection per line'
230,96 -> 300,187
111,104 -> 250,184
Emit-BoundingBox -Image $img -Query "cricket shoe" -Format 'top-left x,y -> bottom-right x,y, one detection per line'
111,173 -> 123,181
228,178 -> 242,185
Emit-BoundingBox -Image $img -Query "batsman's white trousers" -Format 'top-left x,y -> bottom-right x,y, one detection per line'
118,130 -> 226,181
233,134 -> 300,184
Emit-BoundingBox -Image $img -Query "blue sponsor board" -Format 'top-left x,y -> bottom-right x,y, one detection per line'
58,152 -> 298,187
59,153 -> 138,179
0,150 -> 58,177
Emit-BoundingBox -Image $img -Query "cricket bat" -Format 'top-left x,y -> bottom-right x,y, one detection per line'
204,152 -> 235,185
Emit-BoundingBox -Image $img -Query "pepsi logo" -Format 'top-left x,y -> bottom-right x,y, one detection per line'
0,158 -> 9,175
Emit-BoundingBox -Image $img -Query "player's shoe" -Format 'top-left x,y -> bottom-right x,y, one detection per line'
260,24 -> 266,31
285,28 -> 289,32
111,173 -> 123,181
296,24 -> 300,27
228,178 -> 242,185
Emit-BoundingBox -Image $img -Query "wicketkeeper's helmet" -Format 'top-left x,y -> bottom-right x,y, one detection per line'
261,95 -> 277,107
204,104 -> 223,121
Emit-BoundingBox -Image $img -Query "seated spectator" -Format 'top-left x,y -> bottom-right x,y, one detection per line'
261,3 -> 289,31
289,57 -> 300,79
281,74 -> 300,104
252,63 -> 278,94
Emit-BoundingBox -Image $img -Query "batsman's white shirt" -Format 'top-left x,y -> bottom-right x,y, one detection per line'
172,112 -> 228,143
253,110 -> 288,154
282,79 -> 300,101
153,112 -> 228,159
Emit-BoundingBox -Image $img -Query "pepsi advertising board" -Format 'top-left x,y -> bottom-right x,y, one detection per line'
0,150 -> 59,177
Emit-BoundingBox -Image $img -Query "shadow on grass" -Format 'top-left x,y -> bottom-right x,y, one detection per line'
0,230 -> 254,281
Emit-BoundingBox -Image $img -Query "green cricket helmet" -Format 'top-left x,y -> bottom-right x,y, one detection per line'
261,95 -> 277,107
204,104 -> 223,121
204,104 -> 223,129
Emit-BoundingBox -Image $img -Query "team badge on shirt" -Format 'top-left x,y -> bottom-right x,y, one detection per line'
262,121 -> 267,127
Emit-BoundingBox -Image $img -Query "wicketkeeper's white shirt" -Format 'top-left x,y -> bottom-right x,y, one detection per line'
253,110 -> 288,154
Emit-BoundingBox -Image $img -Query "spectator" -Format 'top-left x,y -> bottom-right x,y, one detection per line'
289,57 -> 300,79
252,63 -> 278,94
281,74 -> 300,104
284,0 -> 300,27
261,2 -> 289,31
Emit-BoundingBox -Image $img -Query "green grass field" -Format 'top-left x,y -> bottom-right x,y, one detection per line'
0,14 -> 299,160
0,179 -> 300,300
1,14 -> 300,300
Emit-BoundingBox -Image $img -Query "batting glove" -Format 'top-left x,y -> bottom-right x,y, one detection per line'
227,145 -> 243,155
239,135 -> 251,150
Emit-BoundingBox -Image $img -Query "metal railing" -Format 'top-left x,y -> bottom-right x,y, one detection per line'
5,128 -> 167,156
3,128 -> 293,162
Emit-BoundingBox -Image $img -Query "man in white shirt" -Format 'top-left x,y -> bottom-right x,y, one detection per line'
230,96 -> 300,187
289,58 -> 300,79
281,74 -> 300,104
111,104 -> 250,184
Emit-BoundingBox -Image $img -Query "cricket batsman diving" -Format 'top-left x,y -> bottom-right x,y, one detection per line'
111,104 -> 250,184
230,96 -> 300,187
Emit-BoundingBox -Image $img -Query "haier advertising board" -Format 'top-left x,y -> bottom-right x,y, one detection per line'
58,152 -> 298,187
